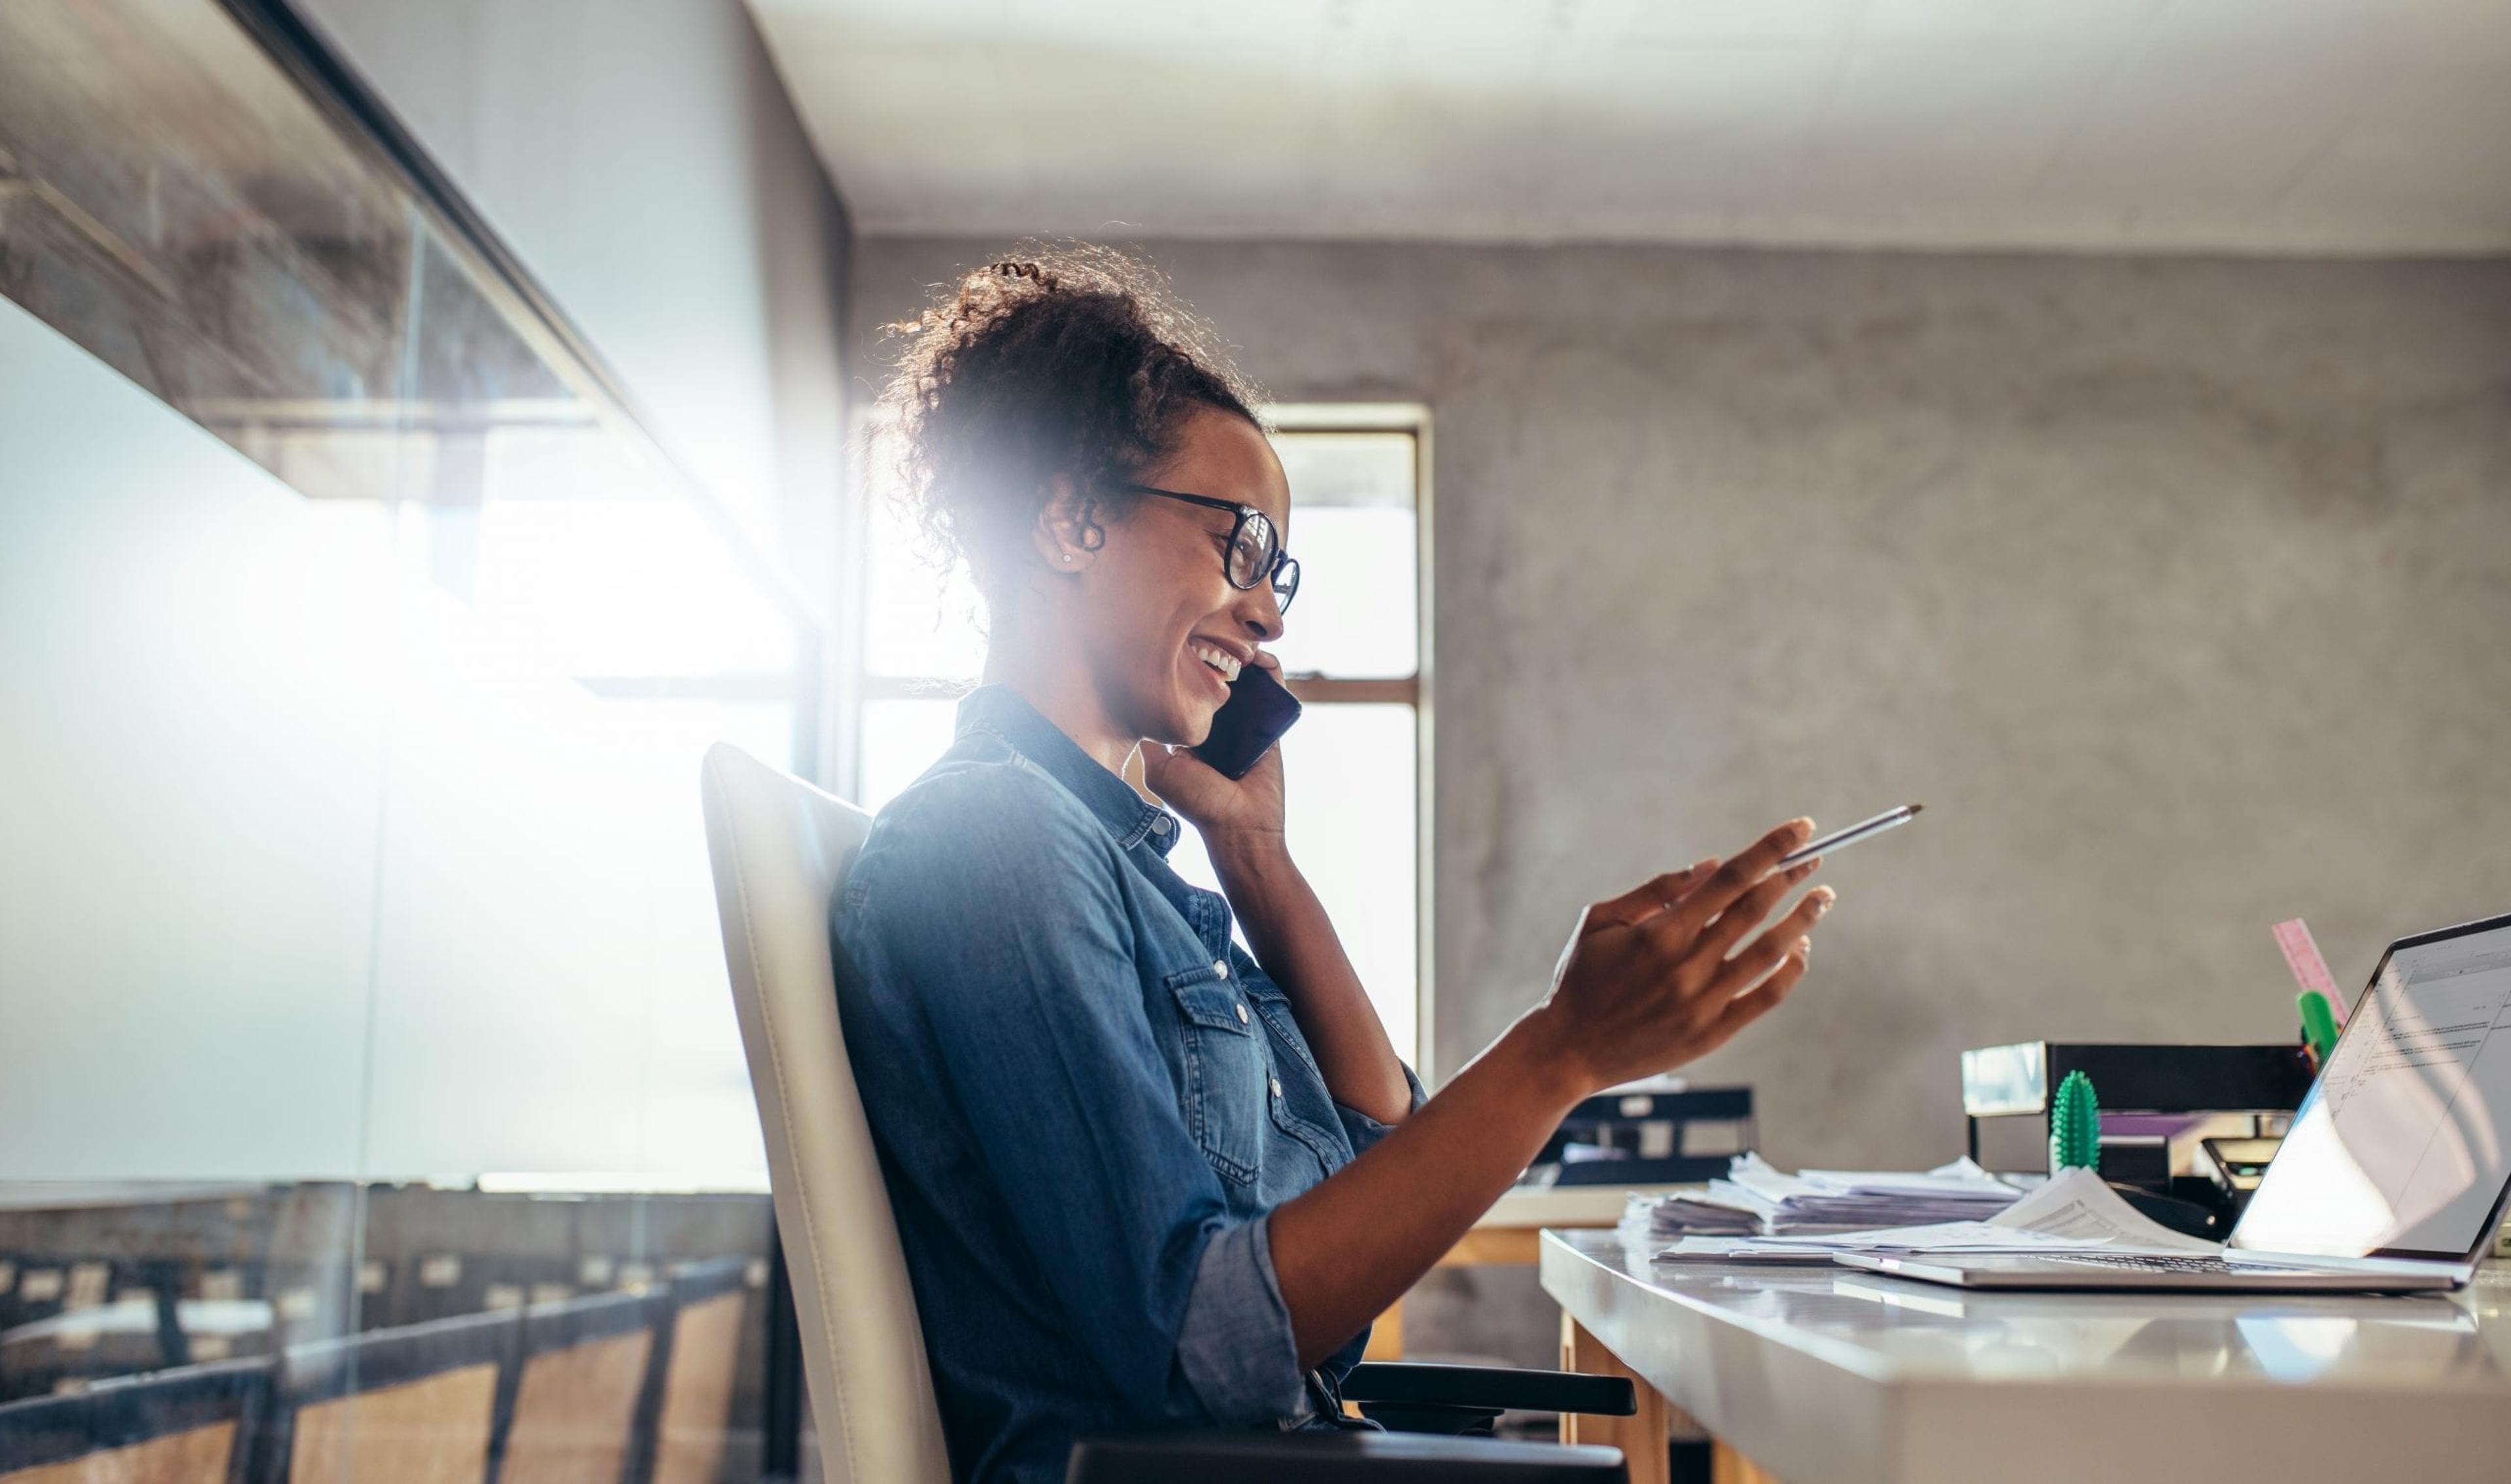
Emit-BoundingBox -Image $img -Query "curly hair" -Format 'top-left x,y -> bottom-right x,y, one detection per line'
874,243 -> 1266,615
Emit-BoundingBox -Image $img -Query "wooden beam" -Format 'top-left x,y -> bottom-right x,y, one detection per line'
1560,1315 -> 1670,1484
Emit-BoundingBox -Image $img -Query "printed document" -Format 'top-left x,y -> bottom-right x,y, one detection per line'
1658,1167 -> 2216,1262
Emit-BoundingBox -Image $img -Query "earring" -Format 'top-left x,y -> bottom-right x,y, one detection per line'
1060,552 -> 1074,564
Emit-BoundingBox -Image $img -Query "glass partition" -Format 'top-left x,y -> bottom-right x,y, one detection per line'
1,1 -> 806,1479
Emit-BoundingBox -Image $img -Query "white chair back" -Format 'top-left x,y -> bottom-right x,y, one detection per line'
699,743 -> 952,1484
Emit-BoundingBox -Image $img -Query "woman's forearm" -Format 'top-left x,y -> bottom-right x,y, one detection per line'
1206,835 -> 1413,1124
1267,1012 -> 1588,1368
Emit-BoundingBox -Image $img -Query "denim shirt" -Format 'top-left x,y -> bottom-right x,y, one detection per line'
832,684 -> 1424,1484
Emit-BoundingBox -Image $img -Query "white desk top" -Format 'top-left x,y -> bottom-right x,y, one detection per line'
1474,1184 -> 1694,1230
1541,1228 -> 2511,1484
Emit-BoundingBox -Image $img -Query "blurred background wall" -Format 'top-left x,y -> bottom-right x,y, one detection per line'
854,237 -> 2511,1169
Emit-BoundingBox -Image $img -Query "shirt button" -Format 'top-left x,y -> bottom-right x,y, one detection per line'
1235,1003 -> 1250,1025
1269,1077 -> 1283,1099
1151,815 -> 1172,835
1212,960 -> 1229,979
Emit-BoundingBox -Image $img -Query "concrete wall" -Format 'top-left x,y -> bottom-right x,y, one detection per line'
294,0 -> 850,616
853,237 -> 2511,1168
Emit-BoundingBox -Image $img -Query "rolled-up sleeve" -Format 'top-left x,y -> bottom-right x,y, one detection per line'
1335,1063 -> 1428,1158
852,765 -> 1303,1426
1173,1215 -> 1304,1425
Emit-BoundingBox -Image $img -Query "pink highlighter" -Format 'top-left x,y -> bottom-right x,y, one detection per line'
2274,918 -> 2348,1028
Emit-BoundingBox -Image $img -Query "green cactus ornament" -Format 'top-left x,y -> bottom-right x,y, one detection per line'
2050,1070 -> 2101,1172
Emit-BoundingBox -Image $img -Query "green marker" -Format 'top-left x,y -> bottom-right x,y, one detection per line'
2298,990 -> 2340,1064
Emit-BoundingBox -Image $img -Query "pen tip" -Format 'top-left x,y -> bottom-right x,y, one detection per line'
1909,802 -> 1926,814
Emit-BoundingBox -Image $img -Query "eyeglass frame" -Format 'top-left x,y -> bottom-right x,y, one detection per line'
1118,482 -> 1302,613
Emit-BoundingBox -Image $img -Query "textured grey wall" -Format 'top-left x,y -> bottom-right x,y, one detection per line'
851,239 -> 2511,1169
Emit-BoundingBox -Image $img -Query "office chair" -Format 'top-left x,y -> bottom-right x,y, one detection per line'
502,1290 -> 664,1484
698,744 -> 1633,1484
0,1357 -> 269,1484
264,1308 -> 519,1484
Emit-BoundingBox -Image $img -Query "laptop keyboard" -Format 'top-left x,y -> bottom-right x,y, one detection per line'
2037,1253 -> 2268,1274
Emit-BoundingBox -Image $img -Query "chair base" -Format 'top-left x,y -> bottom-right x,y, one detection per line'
1067,1429 -> 1628,1483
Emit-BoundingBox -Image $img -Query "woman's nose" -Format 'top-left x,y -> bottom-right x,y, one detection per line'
1236,583 -> 1285,643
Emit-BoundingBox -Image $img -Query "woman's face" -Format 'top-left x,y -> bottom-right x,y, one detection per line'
1074,406 -> 1291,748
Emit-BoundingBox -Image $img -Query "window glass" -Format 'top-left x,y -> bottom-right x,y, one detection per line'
1266,430 -> 1418,677
1265,502 -> 1418,677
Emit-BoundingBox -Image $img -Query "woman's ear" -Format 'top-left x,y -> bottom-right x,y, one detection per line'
1028,475 -> 1098,572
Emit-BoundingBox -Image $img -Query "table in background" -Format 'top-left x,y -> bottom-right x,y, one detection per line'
1543,1227 -> 2511,1484
1364,1185 -> 1684,1359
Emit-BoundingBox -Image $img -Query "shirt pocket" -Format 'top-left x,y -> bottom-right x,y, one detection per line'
1164,962 -> 1267,1186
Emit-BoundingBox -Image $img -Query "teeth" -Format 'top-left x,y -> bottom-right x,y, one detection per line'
1191,643 -> 1242,681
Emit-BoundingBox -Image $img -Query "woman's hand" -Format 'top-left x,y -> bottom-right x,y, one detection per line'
1269,818 -> 1831,1367
1520,818 -> 1835,1096
1140,652 -> 1287,857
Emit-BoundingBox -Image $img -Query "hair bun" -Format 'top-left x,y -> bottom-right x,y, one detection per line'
873,242 -> 1265,620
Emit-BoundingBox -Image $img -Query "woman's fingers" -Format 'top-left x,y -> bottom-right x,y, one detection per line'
1707,890 -> 1834,1000
1652,819 -> 1813,943
1694,938 -> 1812,1054
1588,858 -> 1718,930
1684,864 -> 1821,963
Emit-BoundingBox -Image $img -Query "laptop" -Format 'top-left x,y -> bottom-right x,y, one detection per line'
1840,911 -> 2511,1292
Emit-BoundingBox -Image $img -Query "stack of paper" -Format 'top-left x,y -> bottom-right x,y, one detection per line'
1622,1191 -> 1760,1239
1655,1167 -> 2221,1265
1714,1153 -> 2023,1233
1624,1153 -> 2026,1246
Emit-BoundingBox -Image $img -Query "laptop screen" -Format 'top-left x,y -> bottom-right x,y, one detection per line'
2233,915 -> 2511,1262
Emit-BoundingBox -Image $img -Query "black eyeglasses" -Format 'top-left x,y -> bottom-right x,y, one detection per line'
1122,482 -> 1301,614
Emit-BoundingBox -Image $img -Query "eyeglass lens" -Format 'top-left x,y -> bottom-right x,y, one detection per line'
1227,513 -> 1274,588
1230,511 -> 1299,610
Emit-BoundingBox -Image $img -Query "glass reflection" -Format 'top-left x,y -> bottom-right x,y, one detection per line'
0,1185 -> 776,1481
0,0 -> 807,749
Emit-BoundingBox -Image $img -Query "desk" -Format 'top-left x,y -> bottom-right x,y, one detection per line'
1543,1227 -> 2511,1484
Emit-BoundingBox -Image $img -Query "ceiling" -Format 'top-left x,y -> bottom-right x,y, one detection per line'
749,0 -> 2511,256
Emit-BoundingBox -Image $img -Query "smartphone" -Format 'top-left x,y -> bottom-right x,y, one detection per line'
1193,664 -> 1302,779
1775,803 -> 1922,871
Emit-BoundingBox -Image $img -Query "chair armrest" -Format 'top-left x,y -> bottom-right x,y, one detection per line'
1342,1362 -> 1638,1417
1067,1430 -> 1626,1483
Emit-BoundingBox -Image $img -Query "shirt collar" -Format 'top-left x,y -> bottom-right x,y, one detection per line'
954,684 -> 1182,856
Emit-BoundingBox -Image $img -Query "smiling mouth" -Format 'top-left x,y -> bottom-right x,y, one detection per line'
1189,641 -> 1243,683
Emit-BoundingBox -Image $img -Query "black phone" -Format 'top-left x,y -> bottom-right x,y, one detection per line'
1192,664 -> 1301,779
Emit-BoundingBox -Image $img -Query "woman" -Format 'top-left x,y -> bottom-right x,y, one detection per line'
833,247 -> 1834,1484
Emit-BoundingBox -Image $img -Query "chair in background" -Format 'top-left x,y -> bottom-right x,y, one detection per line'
498,1292 -> 662,1484
268,1309 -> 515,1484
0,1357 -> 269,1484
700,742 -> 1632,1483
646,1262 -> 747,1484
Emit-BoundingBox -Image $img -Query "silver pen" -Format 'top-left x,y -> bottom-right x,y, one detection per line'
1778,803 -> 1923,870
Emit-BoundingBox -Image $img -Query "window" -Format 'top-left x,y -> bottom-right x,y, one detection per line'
851,405 -> 1432,1069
